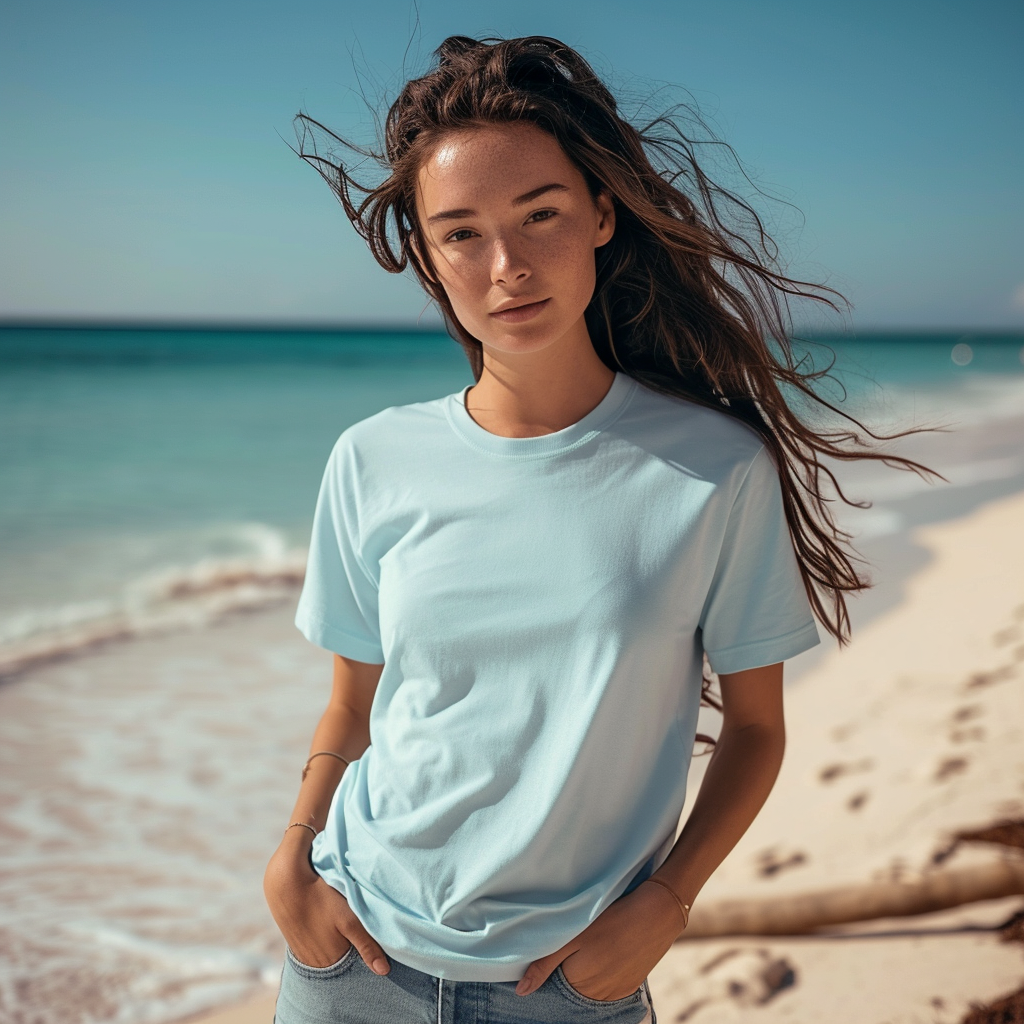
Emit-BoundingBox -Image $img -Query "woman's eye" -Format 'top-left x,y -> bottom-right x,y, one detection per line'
446,229 -> 477,243
527,209 -> 556,223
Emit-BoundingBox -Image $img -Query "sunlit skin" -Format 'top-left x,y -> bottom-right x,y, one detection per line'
263,119 -> 789,1006
414,123 -> 618,439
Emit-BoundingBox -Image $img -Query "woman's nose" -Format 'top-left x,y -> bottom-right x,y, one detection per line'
490,237 -> 530,286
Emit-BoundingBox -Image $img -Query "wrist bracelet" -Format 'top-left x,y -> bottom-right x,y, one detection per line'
302,750 -> 350,781
284,822 -> 319,838
643,877 -> 691,930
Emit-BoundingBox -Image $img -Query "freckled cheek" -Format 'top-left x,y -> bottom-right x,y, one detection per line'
536,233 -> 597,302
537,226 -> 596,270
433,255 -> 490,308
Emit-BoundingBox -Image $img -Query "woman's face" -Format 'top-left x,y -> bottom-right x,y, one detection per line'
415,123 -> 615,357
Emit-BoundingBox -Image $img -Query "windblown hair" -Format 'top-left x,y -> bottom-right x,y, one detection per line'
294,34 -> 934,656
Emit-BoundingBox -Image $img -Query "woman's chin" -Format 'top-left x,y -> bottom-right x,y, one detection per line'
488,337 -> 557,355
475,320 -> 580,358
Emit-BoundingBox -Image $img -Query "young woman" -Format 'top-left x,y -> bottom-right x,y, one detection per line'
263,35 -> 926,1024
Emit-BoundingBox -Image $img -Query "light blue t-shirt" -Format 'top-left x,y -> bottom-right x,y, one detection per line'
295,371 -> 818,981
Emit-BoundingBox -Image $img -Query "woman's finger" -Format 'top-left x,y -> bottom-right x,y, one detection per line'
338,911 -> 391,975
515,941 -> 578,996
307,877 -> 390,975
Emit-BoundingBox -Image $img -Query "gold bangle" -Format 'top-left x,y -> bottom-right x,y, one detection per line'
302,750 -> 350,781
644,877 -> 691,930
285,822 -> 319,838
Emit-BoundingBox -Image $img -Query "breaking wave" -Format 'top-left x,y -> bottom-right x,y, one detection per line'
0,523 -> 307,679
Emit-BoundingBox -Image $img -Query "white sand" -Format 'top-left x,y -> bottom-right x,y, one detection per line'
184,995 -> 277,1024
688,486 -> 1024,901
187,489 -> 1024,1024
649,487 -> 1024,1022
649,912 -> 1023,1024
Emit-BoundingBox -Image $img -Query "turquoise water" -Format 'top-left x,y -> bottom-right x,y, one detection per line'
0,331 -> 471,618
0,329 -> 470,542
1,326 -> 1022,646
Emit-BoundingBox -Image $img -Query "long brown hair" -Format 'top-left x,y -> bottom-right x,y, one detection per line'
293,34 -> 934,648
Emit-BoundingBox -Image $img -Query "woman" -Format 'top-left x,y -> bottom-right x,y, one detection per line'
264,35 -> 927,1023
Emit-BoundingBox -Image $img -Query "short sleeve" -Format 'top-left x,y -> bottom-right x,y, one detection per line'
294,437 -> 385,664
699,446 -> 820,674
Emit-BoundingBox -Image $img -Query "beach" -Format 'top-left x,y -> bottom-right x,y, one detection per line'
649,485 -> 1024,1023
169,484 -> 1024,1024
1,329 -> 1023,1024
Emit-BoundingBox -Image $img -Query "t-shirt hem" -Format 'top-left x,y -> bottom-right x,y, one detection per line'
375,942 -> 526,982
294,611 -> 385,664
706,620 -> 820,675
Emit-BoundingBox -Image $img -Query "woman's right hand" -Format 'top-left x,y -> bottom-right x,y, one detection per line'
263,827 -> 391,974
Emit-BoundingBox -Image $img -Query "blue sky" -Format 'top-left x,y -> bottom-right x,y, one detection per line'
1,0 -> 1021,328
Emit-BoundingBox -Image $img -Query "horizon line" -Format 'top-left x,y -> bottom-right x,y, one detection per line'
0,317 -> 449,334
0,317 -> 1022,339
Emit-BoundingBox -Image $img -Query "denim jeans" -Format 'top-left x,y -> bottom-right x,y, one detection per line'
275,944 -> 657,1024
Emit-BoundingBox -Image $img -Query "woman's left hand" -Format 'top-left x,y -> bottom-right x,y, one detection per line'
515,879 -> 685,1000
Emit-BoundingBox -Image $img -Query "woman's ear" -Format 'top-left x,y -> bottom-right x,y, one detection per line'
594,190 -> 616,248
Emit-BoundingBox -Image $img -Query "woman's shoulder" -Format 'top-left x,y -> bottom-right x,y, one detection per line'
328,392 -> 452,461
624,379 -> 767,480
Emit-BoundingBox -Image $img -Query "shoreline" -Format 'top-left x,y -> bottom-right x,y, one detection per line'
178,486 -> 1024,1023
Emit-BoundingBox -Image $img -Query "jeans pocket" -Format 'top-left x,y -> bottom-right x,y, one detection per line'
285,942 -> 358,979
553,963 -> 644,1009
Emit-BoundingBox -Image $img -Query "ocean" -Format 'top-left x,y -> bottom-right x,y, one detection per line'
1,326 -> 1023,1024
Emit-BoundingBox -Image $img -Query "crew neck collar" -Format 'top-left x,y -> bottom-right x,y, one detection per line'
443,372 -> 637,460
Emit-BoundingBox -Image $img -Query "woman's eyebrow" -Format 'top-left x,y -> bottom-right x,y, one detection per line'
427,183 -> 570,223
512,182 -> 570,206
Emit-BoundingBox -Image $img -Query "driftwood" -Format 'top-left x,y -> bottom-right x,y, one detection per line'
680,859 -> 1024,938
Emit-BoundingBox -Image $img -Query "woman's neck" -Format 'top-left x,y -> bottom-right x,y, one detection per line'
463,332 -> 616,440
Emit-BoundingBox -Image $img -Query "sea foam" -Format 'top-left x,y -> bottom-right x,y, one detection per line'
0,523 -> 307,678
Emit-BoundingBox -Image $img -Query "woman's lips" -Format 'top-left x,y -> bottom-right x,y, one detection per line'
488,298 -> 550,323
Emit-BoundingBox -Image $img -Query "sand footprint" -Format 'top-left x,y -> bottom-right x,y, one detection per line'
674,949 -> 798,1021
755,846 -> 809,877
846,790 -> 869,811
933,757 -> 969,782
817,758 -> 874,784
949,704 -> 986,743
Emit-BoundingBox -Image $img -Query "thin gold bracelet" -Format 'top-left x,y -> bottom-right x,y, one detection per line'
301,750 -> 350,781
284,822 -> 319,838
643,876 -> 691,930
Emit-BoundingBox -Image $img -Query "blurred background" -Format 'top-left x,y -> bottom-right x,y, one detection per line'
1,2 -> 1022,1023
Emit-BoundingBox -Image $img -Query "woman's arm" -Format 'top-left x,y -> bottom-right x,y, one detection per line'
263,654 -> 393,974
282,653 -> 378,830
515,662 -> 786,999
652,661 -> 786,912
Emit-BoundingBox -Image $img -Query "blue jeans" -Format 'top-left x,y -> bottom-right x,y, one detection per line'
275,944 -> 657,1023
